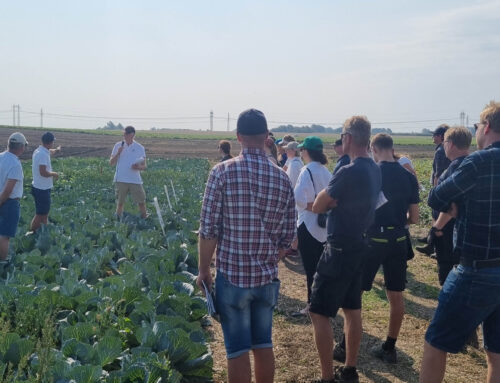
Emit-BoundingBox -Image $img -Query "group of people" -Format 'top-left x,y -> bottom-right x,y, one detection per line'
0,125 -> 148,263
197,102 -> 500,383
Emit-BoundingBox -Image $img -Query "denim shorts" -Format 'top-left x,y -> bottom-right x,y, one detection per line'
0,199 -> 20,237
426,264 -> 500,353
215,273 -> 280,359
31,186 -> 51,215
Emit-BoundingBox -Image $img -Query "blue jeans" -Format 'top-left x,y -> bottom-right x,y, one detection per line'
0,199 -> 20,237
426,264 -> 500,353
215,273 -> 280,359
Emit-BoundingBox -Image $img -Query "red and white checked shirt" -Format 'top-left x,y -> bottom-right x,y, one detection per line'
199,147 -> 296,288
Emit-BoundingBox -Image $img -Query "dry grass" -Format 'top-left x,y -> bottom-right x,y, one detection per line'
207,229 -> 488,382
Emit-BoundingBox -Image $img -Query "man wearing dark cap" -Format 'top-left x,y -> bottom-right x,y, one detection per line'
0,133 -> 28,262
417,124 -> 451,256
333,138 -> 350,175
197,109 -> 296,383
109,126 -> 147,219
30,132 -> 61,232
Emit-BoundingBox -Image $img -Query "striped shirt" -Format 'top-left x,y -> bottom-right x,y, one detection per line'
428,141 -> 500,261
199,147 -> 296,288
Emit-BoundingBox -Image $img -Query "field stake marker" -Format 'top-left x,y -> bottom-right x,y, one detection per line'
170,179 -> 178,204
164,185 -> 173,210
153,197 -> 166,236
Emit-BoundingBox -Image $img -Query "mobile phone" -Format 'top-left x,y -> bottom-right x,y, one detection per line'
121,141 -> 124,147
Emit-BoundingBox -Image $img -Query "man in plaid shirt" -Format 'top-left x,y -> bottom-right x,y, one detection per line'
420,101 -> 500,383
197,109 -> 296,383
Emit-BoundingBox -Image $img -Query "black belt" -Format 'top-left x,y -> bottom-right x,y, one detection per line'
460,257 -> 500,269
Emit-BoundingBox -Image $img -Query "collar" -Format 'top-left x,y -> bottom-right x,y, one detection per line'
486,141 -> 500,150
241,147 -> 267,157
38,145 -> 50,153
435,143 -> 443,150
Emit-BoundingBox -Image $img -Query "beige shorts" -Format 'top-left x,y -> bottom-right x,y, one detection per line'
115,182 -> 146,204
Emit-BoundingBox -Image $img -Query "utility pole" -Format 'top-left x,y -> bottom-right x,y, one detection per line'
210,110 -> 213,131
466,115 -> 469,130
460,111 -> 465,127
17,104 -> 20,127
41,108 -> 43,128
12,105 -> 15,127
227,113 -> 230,131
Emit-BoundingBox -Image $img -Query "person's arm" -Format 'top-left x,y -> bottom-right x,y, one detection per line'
132,157 -> 147,171
407,204 -> 419,225
279,185 -> 297,253
39,164 -> 58,180
428,156 -> 476,213
196,237 -> 217,294
0,179 -> 17,206
402,163 -> 417,177
312,189 -> 337,213
109,144 -> 123,166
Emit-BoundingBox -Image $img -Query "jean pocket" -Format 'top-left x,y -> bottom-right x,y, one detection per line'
467,279 -> 500,309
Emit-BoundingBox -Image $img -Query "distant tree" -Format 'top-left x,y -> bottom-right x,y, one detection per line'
421,128 -> 433,135
97,121 -> 124,130
271,124 -> 342,133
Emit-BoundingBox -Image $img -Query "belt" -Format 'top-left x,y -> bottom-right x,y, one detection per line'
460,257 -> 500,269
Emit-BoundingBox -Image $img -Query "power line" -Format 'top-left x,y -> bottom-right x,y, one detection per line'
21,109 -> 207,121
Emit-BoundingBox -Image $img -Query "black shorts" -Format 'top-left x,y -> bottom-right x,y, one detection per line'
31,186 -> 51,215
309,239 -> 368,318
362,228 -> 408,292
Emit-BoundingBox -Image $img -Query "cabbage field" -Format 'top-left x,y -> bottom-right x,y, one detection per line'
0,157 -> 213,382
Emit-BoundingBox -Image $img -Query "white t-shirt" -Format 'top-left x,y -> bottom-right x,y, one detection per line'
0,151 -> 24,199
286,157 -> 304,189
111,141 -> 146,184
294,161 -> 332,243
32,146 -> 53,190
398,156 -> 414,170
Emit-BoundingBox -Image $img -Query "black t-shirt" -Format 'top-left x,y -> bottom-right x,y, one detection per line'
333,154 -> 350,175
327,157 -> 381,241
369,161 -> 420,231
431,155 -> 466,220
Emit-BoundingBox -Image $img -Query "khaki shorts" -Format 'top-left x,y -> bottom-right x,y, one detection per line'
115,182 -> 146,204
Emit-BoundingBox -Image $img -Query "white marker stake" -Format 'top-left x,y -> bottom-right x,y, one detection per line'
170,179 -> 178,204
164,185 -> 172,210
153,197 -> 166,236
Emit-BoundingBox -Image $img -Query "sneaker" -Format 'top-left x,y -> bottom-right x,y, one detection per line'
415,244 -> 435,256
332,366 -> 359,383
370,343 -> 397,364
333,342 -> 346,363
417,236 -> 428,244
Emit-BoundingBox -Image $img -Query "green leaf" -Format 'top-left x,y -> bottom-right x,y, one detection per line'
69,365 -> 103,383
62,338 -> 97,365
94,336 -> 123,367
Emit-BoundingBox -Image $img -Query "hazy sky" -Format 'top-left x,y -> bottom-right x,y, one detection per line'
1,0 -> 499,132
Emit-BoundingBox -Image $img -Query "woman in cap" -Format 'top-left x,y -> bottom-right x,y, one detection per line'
284,141 -> 303,188
294,136 -> 331,314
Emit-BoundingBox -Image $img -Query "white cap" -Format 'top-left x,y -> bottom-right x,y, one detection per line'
8,132 -> 28,146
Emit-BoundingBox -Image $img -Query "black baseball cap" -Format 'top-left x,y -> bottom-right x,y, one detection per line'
433,126 -> 449,137
41,132 -> 55,144
237,109 -> 268,135
334,139 -> 342,147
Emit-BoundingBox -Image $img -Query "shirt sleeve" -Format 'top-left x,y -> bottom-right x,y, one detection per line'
435,148 -> 451,179
327,166 -> 348,201
38,152 -> 49,166
428,156 -> 477,212
7,163 -> 23,181
199,165 -> 224,239
111,143 -> 120,157
294,168 -> 315,210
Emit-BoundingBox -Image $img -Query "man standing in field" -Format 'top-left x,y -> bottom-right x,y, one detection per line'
417,125 -> 451,256
30,132 -> 61,232
361,133 -> 419,363
427,127 -> 472,286
419,101 -> 500,383
332,138 -> 350,175
109,126 -> 147,219
312,116 -> 381,383
0,133 -> 28,262
197,109 -> 296,383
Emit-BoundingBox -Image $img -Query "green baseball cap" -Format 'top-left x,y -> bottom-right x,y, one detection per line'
297,136 -> 323,151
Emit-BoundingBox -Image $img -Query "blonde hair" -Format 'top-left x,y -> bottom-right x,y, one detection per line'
480,100 -> 500,133
444,126 -> 472,150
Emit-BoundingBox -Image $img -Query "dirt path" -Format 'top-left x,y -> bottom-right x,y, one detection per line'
207,230 -> 487,382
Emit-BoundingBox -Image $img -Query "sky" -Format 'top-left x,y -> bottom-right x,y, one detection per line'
1,0 -> 499,132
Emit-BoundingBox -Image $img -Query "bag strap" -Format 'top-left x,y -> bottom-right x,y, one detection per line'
306,167 -> 317,197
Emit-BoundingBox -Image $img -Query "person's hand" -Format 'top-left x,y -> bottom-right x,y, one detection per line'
278,248 -> 287,261
196,269 -> 213,297
56,145 -> 61,152
53,172 -> 59,180
131,163 -> 141,170
117,146 -> 124,155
